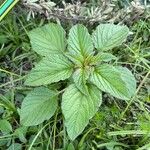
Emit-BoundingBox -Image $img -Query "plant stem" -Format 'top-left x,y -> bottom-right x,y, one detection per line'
52,109 -> 58,150
0,68 -> 21,77
28,122 -> 50,150
0,76 -> 26,88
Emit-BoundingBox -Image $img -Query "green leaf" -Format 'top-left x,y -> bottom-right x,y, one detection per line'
20,87 -> 58,126
29,23 -> 66,56
91,52 -> 117,65
65,53 -> 83,67
62,84 -> 102,140
73,68 -> 88,95
116,66 -> 136,97
90,64 -> 130,100
14,126 -> 28,143
92,24 -> 129,51
96,53 -> 117,62
0,94 -> 16,112
25,54 -> 73,86
0,120 -> 12,133
67,143 -> 75,150
7,143 -> 22,150
68,24 -> 94,59
73,67 -> 94,95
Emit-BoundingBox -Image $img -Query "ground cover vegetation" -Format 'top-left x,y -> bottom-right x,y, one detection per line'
0,0 -> 150,150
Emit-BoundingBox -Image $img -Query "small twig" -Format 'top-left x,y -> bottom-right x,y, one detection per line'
0,76 -> 26,88
0,68 -> 21,77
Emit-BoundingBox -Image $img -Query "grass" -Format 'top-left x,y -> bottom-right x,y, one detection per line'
0,4 -> 150,150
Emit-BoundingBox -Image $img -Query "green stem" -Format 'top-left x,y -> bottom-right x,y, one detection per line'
28,122 -> 50,150
108,130 -> 150,136
0,76 -> 26,88
0,68 -> 21,77
52,109 -> 58,150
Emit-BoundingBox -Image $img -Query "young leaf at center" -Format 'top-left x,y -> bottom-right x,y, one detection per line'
73,67 -> 93,95
68,24 -> 94,63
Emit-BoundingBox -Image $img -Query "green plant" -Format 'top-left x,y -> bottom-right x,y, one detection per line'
20,23 -> 136,140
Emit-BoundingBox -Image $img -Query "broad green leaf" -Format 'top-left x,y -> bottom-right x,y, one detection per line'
92,24 -> 129,51
25,54 -> 73,86
68,24 -> 94,58
29,23 -> 66,56
96,52 -> 117,62
90,64 -> 130,100
116,66 -> 136,97
91,52 -> 117,65
0,120 -> 12,133
62,84 -> 102,140
20,87 -> 58,126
